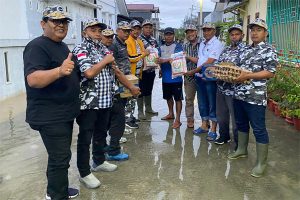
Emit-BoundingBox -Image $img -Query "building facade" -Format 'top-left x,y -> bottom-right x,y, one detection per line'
0,0 -> 124,101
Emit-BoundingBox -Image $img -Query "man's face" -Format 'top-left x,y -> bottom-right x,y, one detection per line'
41,18 -> 69,42
203,28 -> 215,41
186,30 -> 197,42
117,28 -> 130,41
250,25 -> 268,44
101,34 -> 114,46
83,25 -> 102,40
164,33 -> 174,44
229,29 -> 244,44
142,24 -> 153,37
130,26 -> 142,39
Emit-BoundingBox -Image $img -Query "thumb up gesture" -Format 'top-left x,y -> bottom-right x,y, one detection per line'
59,53 -> 74,77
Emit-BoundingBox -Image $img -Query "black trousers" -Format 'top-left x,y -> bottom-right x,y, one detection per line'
30,121 -> 74,200
107,96 -> 126,155
139,70 -> 156,97
76,109 -> 111,178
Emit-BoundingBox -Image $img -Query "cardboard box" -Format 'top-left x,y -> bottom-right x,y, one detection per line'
119,74 -> 139,98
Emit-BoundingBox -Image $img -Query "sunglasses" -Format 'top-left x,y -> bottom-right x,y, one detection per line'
104,35 -> 114,39
48,19 -> 70,26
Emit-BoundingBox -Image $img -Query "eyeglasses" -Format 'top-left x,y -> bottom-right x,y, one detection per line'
48,19 -> 70,26
104,35 -> 114,39
121,29 -> 131,34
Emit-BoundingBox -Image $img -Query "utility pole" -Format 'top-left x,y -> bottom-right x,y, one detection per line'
199,0 -> 203,37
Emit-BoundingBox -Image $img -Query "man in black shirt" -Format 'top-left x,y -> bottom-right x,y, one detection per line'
23,5 -> 79,200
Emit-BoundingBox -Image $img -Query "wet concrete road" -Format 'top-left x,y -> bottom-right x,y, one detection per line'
0,78 -> 299,200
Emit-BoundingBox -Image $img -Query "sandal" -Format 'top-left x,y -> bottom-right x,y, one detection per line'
193,127 -> 209,135
206,132 -> 217,141
172,121 -> 182,129
161,115 -> 175,120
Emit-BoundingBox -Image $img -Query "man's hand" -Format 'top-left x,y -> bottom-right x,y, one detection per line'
184,70 -> 195,77
129,86 -> 141,97
59,53 -> 74,77
103,54 -> 115,65
235,71 -> 252,83
144,49 -> 150,56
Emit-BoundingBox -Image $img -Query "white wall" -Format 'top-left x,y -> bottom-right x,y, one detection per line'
0,0 -> 30,39
97,0 -> 117,30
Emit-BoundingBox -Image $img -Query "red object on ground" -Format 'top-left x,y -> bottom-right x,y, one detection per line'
293,118 -> 300,131
285,116 -> 294,125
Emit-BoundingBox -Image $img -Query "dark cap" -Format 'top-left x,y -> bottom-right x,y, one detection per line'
83,18 -> 107,30
164,27 -> 175,34
42,5 -> 72,21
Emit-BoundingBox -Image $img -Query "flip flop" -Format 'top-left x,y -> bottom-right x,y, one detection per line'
172,122 -> 182,129
161,115 -> 175,120
193,127 -> 209,135
206,132 -> 217,141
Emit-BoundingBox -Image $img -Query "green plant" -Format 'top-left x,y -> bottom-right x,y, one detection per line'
215,18 -> 240,45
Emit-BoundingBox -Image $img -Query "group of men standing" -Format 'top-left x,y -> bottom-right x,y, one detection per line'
23,5 -> 278,200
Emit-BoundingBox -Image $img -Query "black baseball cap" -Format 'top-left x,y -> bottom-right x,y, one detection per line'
164,27 -> 175,34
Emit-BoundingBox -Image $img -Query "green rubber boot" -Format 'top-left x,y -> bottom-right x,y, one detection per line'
145,95 -> 158,115
228,132 -> 249,159
137,97 -> 146,120
251,143 -> 268,178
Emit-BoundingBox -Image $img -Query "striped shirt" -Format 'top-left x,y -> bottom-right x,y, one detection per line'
183,39 -> 200,81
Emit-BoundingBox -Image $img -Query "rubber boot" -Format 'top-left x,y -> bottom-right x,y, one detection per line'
228,131 -> 249,159
137,97 -> 146,120
251,143 -> 268,178
145,95 -> 158,115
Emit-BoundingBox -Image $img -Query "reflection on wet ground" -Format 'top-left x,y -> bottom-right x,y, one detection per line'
0,79 -> 299,200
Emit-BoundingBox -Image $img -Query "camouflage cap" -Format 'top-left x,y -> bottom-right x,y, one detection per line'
202,22 -> 216,29
102,26 -> 115,36
142,19 -> 153,26
228,24 -> 243,33
130,20 -> 142,28
248,18 -> 268,30
117,21 -> 131,30
185,24 -> 197,32
83,18 -> 107,30
42,5 -> 72,21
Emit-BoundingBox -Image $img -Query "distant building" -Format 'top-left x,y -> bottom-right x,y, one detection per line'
0,0 -> 124,101
126,4 -> 160,39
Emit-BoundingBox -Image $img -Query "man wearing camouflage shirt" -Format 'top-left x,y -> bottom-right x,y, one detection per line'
214,24 -> 245,147
228,19 -> 279,178
72,19 -> 117,189
139,19 -> 159,116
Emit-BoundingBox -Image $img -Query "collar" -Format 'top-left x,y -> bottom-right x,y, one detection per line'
251,41 -> 266,49
204,36 -> 217,45
83,37 -> 101,47
116,36 -> 126,46
165,41 -> 175,46
187,38 -> 200,46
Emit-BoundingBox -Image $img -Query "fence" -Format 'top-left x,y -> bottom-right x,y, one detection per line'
267,0 -> 300,63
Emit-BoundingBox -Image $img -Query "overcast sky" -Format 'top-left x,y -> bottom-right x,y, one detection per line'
126,0 -> 215,28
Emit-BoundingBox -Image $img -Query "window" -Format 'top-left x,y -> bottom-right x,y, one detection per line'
66,6 -> 68,12
94,9 -> 97,18
4,52 -> 10,83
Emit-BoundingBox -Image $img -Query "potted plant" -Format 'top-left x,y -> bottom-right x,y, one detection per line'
292,109 -> 300,131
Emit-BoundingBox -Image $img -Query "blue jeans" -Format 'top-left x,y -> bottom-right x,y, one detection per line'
233,99 -> 269,144
196,77 -> 217,122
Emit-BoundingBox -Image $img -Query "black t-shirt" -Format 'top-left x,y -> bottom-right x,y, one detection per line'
23,36 -> 80,125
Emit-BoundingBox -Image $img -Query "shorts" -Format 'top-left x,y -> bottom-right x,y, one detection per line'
162,82 -> 183,101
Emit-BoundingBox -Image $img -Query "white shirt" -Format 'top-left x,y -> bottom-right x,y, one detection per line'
197,36 -> 224,67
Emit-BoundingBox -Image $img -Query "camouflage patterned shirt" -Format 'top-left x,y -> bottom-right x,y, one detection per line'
234,42 -> 278,106
73,37 -> 114,110
217,42 -> 246,96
